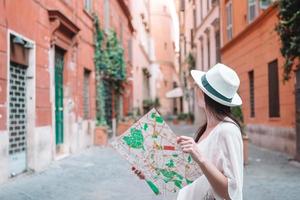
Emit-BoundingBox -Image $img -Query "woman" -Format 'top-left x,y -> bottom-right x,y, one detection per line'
133,63 -> 244,200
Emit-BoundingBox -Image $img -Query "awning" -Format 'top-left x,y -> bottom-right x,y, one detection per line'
166,87 -> 183,98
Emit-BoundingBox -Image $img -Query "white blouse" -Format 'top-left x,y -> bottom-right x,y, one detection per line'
177,119 -> 244,200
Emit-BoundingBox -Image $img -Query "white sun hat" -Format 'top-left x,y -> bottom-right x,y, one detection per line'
191,63 -> 242,107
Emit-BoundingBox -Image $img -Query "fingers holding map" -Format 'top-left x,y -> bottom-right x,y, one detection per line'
110,108 -> 202,195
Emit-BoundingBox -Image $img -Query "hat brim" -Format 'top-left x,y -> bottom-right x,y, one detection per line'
191,70 -> 242,107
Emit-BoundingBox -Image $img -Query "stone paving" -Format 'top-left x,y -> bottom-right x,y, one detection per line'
0,123 -> 299,200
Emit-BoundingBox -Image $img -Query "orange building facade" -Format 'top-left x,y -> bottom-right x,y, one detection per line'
0,0 -> 133,183
220,1 -> 296,156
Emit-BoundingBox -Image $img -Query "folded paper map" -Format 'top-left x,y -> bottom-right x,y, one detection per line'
110,108 -> 202,195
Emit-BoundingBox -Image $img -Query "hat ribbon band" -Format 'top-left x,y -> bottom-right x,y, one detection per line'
201,75 -> 233,103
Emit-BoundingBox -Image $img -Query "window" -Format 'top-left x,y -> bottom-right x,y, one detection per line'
268,60 -> 280,117
226,1 -> 233,40
193,8 -> 196,28
83,69 -> 91,119
120,19 -> 123,44
207,0 -> 210,11
215,31 -> 221,62
190,29 -> 194,48
260,0 -> 272,9
104,0 -> 110,30
248,0 -> 257,23
248,70 -> 255,117
180,0 -> 185,11
201,41 -> 204,70
84,0 -> 92,12
128,39 -> 132,63
183,72 -> 187,87
207,35 -> 210,68
199,0 -> 203,21
184,37 -> 187,56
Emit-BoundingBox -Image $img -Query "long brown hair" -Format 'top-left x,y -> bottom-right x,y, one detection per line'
194,93 -> 241,142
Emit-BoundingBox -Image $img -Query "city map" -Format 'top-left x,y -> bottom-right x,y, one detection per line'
110,108 -> 202,195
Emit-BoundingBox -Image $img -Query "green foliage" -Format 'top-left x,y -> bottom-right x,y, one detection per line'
231,106 -> 246,134
93,14 -> 107,126
142,98 -> 160,108
275,0 -> 300,81
154,97 -> 161,108
142,98 -> 161,114
177,113 -> 187,120
231,106 -> 244,123
186,53 -> 196,71
93,14 -> 127,126
105,30 -> 126,93
177,112 -> 194,122
142,68 -> 151,78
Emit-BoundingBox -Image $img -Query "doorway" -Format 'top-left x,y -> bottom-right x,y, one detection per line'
8,63 -> 28,176
295,69 -> 300,160
54,47 -> 65,145
7,32 -> 35,176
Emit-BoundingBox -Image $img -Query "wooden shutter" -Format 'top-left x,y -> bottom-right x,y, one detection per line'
268,60 -> 280,117
248,70 -> 255,117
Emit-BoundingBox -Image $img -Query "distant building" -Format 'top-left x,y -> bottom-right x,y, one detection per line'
149,0 -> 179,115
0,0 -> 133,183
177,0 -> 221,124
220,0 -> 296,156
130,0 -> 156,115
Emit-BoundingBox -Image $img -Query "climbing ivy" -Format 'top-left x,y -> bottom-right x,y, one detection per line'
186,52 -> 195,71
93,15 -> 126,126
93,15 -> 107,126
275,0 -> 300,81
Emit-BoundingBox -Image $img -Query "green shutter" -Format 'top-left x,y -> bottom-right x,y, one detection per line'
55,48 -> 64,144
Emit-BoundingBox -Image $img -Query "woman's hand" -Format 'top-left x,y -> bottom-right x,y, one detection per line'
131,166 -> 145,180
177,136 -> 205,164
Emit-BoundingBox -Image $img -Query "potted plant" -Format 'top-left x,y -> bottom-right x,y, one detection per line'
231,106 -> 249,165
117,113 -> 135,136
142,99 -> 154,114
186,112 -> 194,124
172,115 -> 179,125
177,113 -> 186,124
94,122 -> 108,146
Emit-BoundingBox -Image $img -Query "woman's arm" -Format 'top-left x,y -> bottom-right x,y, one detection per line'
177,136 -> 230,199
197,156 -> 230,199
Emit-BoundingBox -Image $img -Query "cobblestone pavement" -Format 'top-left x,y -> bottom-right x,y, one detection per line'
0,123 -> 299,200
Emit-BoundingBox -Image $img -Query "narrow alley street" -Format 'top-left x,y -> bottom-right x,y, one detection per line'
0,0 -> 299,199
0,124 -> 299,200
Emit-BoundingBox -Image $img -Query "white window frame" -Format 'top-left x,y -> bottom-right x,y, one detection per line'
83,69 -> 91,120
260,0 -> 273,10
248,0 -> 259,23
7,30 -> 36,173
226,1 -> 233,41
104,0 -> 110,30
84,0 -> 92,13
